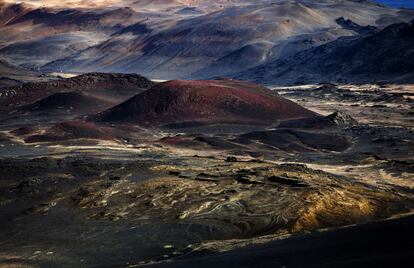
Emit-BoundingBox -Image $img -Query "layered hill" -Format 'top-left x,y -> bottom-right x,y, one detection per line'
1,0 -> 413,79
91,79 -> 317,127
236,19 -> 414,85
47,0 -> 414,79
0,1 -> 149,68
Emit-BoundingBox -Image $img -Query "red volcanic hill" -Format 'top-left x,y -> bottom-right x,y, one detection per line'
91,79 -> 317,127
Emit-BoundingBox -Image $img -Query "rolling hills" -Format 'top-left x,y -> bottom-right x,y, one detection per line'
1,0 -> 413,82
235,19 -> 414,85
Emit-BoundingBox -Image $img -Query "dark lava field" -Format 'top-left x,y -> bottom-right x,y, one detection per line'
0,74 -> 413,267
0,0 -> 414,267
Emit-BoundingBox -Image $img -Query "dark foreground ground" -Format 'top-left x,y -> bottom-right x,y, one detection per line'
0,78 -> 413,267
150,215 -> 414,268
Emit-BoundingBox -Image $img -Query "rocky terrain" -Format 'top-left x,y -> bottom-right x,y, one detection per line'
0,74 -> 413,267
0,1 -> 413,267
0,72 -> 153,107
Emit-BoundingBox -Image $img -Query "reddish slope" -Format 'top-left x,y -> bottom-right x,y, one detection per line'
91,79 -> 317,127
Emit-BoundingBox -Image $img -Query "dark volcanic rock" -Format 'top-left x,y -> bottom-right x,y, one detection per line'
267,175 -> 309,187
0,76 -> 22,88
11,126 -> 34,136
24,120 -> 116,143
237,129 -> 351,152
325,111 -> 358,127
17,91 -> 112,114
14,178 -> 42,194
90,79 -> 317,127
113,22 -> 152,36
336,17 -> 377,35
0,72 -> 154,107
279,111 -> 358,129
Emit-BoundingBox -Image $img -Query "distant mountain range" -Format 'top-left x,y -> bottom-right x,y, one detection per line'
235,19 -> 414,85
1,0 -> 413,84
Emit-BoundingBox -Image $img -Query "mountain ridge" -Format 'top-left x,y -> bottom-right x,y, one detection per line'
234,19 -> 414,85
1,0 -> 413,81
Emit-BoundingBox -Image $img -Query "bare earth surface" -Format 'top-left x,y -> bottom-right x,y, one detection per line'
0,78 -> 413,267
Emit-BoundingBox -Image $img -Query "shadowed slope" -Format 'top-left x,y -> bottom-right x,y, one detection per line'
0,57 -> 33,76
0,72 -> 154,107
0,57 -> 37,88
17,91 -> 113,115
148,215 -> 414,268
236,20 -> 414,85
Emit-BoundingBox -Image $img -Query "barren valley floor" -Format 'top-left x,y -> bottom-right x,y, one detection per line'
0,80 -> 413,267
